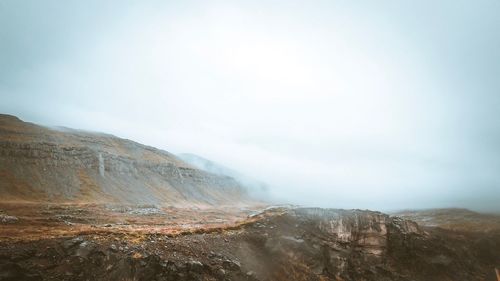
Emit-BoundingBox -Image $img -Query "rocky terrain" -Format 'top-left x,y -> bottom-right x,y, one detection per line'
1,114 -> 499,280
1,206 -> 499,281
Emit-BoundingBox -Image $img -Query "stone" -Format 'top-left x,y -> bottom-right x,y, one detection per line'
63,237 -> 84,249
187,260 -> 204,273
215,268 -> 226,279
222,259 -> 241,271
0,214 -> 18,224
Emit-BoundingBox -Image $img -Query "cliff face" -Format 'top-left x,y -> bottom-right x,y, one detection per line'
241,208 -> 498,281
0,114 -> 249,205
256,208 -> 426,280
294,208 -> 422,257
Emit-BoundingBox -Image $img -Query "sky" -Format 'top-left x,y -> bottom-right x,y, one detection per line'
1,0 -> 500,211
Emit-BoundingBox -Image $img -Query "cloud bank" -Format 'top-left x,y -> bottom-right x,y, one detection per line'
1,0 -> 500,211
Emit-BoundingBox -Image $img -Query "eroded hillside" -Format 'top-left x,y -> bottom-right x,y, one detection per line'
0,114 -> 250,206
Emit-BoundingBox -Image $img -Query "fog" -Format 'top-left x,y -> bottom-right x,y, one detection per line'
1,0 -> 500,211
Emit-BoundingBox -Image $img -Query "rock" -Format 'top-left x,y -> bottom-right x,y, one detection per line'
391,216 -> 423,234
74,241 -> 95,258
208,251 -> 222,259
63,237 -> 84,249
187,260 -> 204,273
222,259 -> 241,271
0,214 -> 18,224
215,268 -> 226,279
165,261 -> 177,272
0,262 -> 41,281
0,205 -> 498,281
294,208 -> 391,256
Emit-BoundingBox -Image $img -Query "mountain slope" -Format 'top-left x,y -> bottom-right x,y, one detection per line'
178,153 -> 269,199
0,114 -> 251,205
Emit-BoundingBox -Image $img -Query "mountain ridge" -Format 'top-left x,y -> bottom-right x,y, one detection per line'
0,114 -> 253,206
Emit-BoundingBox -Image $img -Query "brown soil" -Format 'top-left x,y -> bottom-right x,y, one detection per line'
0,202 -> 265,241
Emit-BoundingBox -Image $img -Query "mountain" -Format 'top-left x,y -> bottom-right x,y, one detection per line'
0,114 -> 251,206
177,153 -> 269,199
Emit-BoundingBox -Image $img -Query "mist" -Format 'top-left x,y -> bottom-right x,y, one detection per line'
1,0 -> 500,212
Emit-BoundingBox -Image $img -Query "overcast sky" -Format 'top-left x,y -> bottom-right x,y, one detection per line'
1,0 -> 500,211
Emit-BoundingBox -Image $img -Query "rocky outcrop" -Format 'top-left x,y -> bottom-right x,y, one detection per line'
1,207 -> 498,281
250,208 -> 427,280
225,207 -> 498,281
0,114 -> 250,205
296,208 -> 423,255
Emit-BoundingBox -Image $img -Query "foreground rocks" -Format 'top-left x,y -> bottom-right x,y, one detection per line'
0,207 -> 499,281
